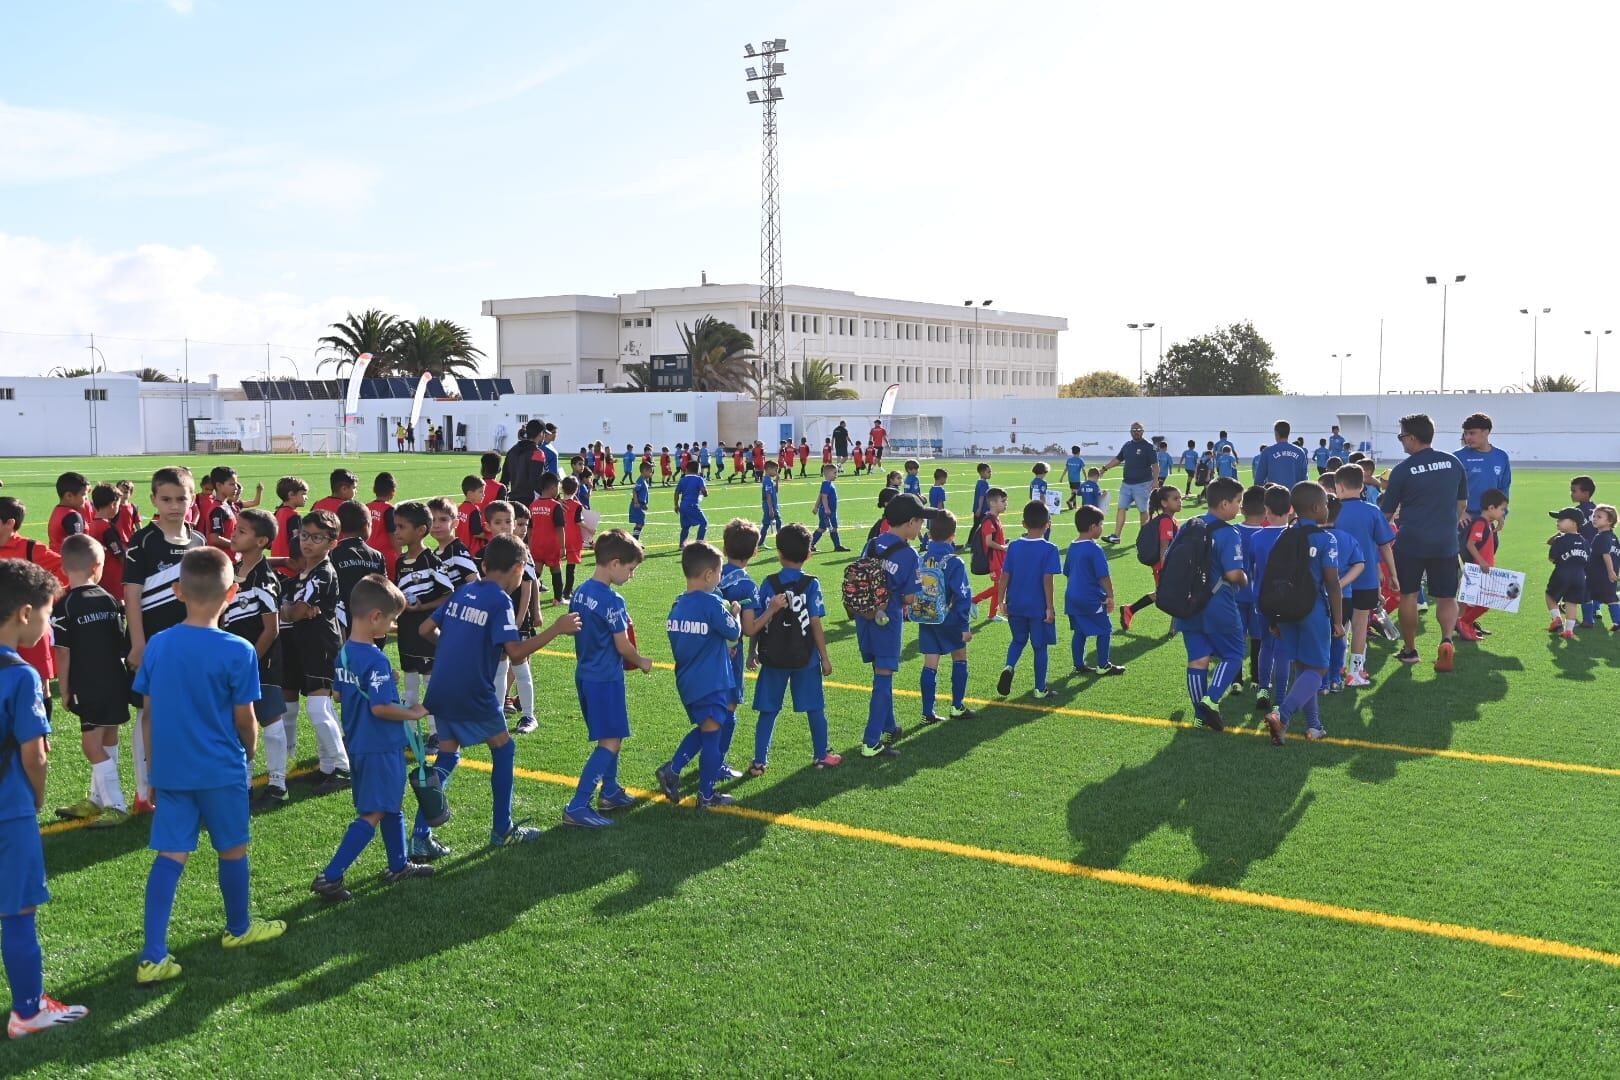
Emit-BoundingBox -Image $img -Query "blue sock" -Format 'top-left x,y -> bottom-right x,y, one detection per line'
1033,645 -> 1049,691
921,666 -> 938,716
1304,682 -> 1323,731
1,913 -> 42,1020
1005,633 -> 1027,669
679,524 -> 691,545
950,660 -> 968,707
414,749 -> 460,837
380,812 -> 407,873
811,527 -> 824,547
491,740 -> 516,836
1610,604 -> 1620,624
1582,601 -> 1599,624
830,528 -> 842,547
864,672 -> 893,746
1207,660 -> 1238,702
324,819 -> 375,881
1071,632 -> 1087,669
1329,634 -> 1347,680
669,728 -> 703,773
719,714 -> 737,761
1280,667 -> 1322,726
698,727 -> 723,799
1094,627 -> 1112,667
807,708 -> 830,758
1185,667 -> 1208,709
696,522 -> 708,541
141,854 -> 185,964
600,747 -> 622,797
569,744 -> 614,812
218,854 -> 251,938
754,710 -> 779,765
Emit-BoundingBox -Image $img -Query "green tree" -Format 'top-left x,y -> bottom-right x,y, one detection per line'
773,357 -> 856,401
1143,322 -> 1281,396
318,308 -> 402,375
1059,370 -> 1138,398
132,367 -> 173,382
47,365 -> 99,378
1523,373 -> 1585,392
610,361 -> 651,392
392,318 -> 486,379
679,316 -> 758,393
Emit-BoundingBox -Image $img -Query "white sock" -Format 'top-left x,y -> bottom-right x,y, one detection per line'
403,672 -> 422,708
1351,653 -> 1365,675
284,702 -> 299,759
305,695 -> 350,772
93,756 -> 126,813
514,658 -> 535,719
130,710 -> 151,802
1565,618 -> 1577,632
494,658 -> 510,705
261,719 -> 288,787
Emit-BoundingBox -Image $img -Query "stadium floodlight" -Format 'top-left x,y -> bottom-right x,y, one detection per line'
746,67 -> 758,79
745,43 -> 756,56
1126,322 -> 1156,385
745,37 -> 791,416
1424,274 -> 1467,391
768,87 -> 783,101
747,90 -> 760,104
1585,329 -> 1613,391
1518,306 -> 1552,385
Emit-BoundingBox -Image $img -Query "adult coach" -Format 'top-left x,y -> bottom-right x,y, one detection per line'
501,420 -> 542,504
868,419 -> 888,466
1455,412 -> 1512,514
832,421 -> 850,464
1097,421 -> 1158,545
1381,413 -> 1468,672
1253,421 -> 1310,488
1328,425 -> 1348,458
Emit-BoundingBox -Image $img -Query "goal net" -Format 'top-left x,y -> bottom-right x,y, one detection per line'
884,414 -> 944,459
305,428 -> 358,458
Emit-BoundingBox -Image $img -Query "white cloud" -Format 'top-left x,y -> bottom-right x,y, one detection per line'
166,0 -> 194,12
0,102 -> 206,185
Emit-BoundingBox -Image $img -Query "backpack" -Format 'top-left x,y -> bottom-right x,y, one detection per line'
1194,458 -> 1210,486
968,516 -> 992,575
1259,524 -> 1323,624
1135,514 -> 1169,567
842,537 -> 894,624
1154,517 -> 1226,620
756,575 -> 815,669
912,555 -> 948,625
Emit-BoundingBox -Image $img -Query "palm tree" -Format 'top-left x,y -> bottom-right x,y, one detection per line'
773,357 -> 856,401
47,365 -> 99,378
392,318 -> 486,380
1524,373 -> 1585,392
131,367 -> 173,382
318,309 -> 402,375
679,316 -> 758,393
609,362 -> 651,392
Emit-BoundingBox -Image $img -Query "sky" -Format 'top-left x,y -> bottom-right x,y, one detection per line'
3,0 -> 1619,394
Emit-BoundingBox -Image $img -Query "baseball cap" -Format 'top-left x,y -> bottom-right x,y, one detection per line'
1551,507 -> 1585,524
882,493 -> 940,526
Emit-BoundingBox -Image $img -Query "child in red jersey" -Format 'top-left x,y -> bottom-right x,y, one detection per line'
731,442 -> 746,483
312,468 -> 357,516
779,442 -> 794,478
529,472 -> 568,602
751,441 -> 767,481
456,475 -> 488,555
659,447 -> 673,486
479,452 -> 507,506
602,447 -> 617,489
822,439 -> 834,469
270,475 -> 309,579
87,484 -> 130,602
971,488 -> 1010,621
48,472 -> 89,552
798,437 -> 811,477
852,443 -> 866,475
0,496 -> 68,689
114,480 -> 141,535
1119,485 -> 1182,632
1457,488 -> 1507,641
367,472 -> 398,578
559,475 -> 587,599
190,472 -> 214,532
204,466 -> 241,555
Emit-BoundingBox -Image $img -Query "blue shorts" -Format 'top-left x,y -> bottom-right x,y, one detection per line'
1587,570 -> 1619,605
1548,569 -> 1588,605
727,647 -> 746,706
578,678 -> 631,741
1279,608 -> 1332,670
0,818 -> 48,914
1008,613 -> 1058,647
1066,610 -> 1111,638
150,784 -> 251,853
350,751 -> 406,816
628,507 -> 646,525
917,621 -> 968,656
752,661 -> 826,713
679,509 -> 708,529
817,513 -> 839,531
855,617 -> 902,670
254,684 -> 287,725
684,692 -> 732,726
1180,599 -> 1245,664
435,709 -> 507,747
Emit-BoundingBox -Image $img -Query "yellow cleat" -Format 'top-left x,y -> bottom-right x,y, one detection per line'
221,918 -> 286,949
54,798 -> 101,821
135,955 -> 183,986
87,807 -> 131,829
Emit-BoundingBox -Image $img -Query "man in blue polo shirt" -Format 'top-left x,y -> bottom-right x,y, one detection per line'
1455,412 -> 1512,514
1098,421 -> 1159,545
1253,420 -> 1309,488
1381,413 -> 1468,673
1328,425 -> 1348,458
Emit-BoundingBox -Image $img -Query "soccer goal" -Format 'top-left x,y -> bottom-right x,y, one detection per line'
305,428 -> 357,458
885,414 -> 944,459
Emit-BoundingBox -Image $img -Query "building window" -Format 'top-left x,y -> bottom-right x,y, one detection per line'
750,310 -> 759,329
596,368 -> 605,383
790,314 -> 798,332
0,388 -> 12,400
623,319 -> 632,328
813,316 -> 821,334
84,388 -> 107,401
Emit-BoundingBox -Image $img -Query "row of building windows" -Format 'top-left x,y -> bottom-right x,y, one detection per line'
749,310 -> 1055,350
812,363 -> 1055,387
621,317 -> 651,328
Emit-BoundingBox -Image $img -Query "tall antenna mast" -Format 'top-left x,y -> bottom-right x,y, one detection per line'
745,38 -> 788,416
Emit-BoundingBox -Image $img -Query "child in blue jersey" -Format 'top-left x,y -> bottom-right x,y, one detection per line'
1180,441 -> 1199,489
1064,447 -> 1087,509
1248,485 -> 1294,711
1569,476 -> 1598,542
1313,440 -> 1331,474
1154,439 -> 1173,487
629,461 -> 653,541
1029,462 -> 1051,509
1215,445 -> 1239,480
748,524 -> 839,770
971,462 -> 993,522
996,500 -> 1061,699
656,543 -> 742,807
1547,508 -> 1591,639
929,468 -> 949,511
412,537 -> 581,852
1324,496 -> 1365,693
1263,483 -> 1343,743
1173,477 -> 1248,731
564,530 -> 652,828
1064,506 -> 1125,676
760,461 -> 782,540
1229,486 -> 1269,695
623,444 -> 637,482
674,460 -> 708,546
0,561 -> 90,1038
811,463 -> 849,552
134,548 -> 283,987
1080,468 -> 1103,509
698,442 -> 711,478
902,459 -> 923,499
1586,505 -> 1620,631
917,511 -> 975,723
311,575 -> 434,902
857,494 -> 935,757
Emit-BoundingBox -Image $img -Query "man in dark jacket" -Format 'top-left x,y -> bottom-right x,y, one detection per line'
502,419 -> 543,503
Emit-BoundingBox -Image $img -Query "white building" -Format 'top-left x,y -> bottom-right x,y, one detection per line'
481,283 -> 1067,399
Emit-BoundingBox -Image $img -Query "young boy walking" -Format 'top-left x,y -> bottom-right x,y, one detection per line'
1171,476 -> 1249,731
811,464 -> 849,552
747,524 -> 839,770
50,534 -> 132,828
675,460 -> 709,546
971,488 -> 1009,622
1064,506 -> 1126,676
1263,483 -> 1343,743
916,511 -> 975,723
657,543 -> 741,807
996,501 -> 1061,699
855,494 -> 936,758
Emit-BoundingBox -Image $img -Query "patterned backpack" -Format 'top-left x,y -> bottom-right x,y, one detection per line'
842,537 -> 893,625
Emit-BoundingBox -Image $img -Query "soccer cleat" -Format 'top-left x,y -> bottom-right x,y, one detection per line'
746,761 -> 769,777
1548,618 -> 1563,633
655,764 -> 682,804
1396,648 -> 1421,665
1561,628 -> 1577,640
1306,726 -> 1327,741
561,806 -> 615,828
1120,605 -> 1135,632
513,716 -> 538,735
7,994 -> 88,1038
380,862 -> 435,885
1103,534 -> 1120,545
949,704 -> 977,719
490,823 -> 544,846
408,833 -> 451,862
1455,621 -> 1482,642
1032,688 -> 1055,700
884,725 -> 905,745
135,955 -> 182,987
252,784 -> 289,809
860,742 -> 899,759
221,919 -> 287,949
1254,693 -> 1272,712
832,546 -> 852,553
1228,679 -> 1246,695
87,807 -> 131,829
1344,670 -> 1372,688
996,666 -> 1015,696
1417,601 -> 1429,614
1328,680 -> 1345,694
1476,625 -> 1493,636
717,762 -> 744,781
1612,624 -> 1620,634
132,797 -> 157,815
698,792 -> 736,808
813,752 -> 844,769
310,874 -> 352,903
55,798 -> 101,821
1264,709 -> 1285,745
596,789 -> 640,811
312,769 -> 352,796
921,713 -> 946,725
1579,621 -> 1597,630
985,614 -> 1007,624
503,696 -> 519,715
1098,664 -> 1127,677
1076,665 -> 1099,676
1194,701 -> 1224,731
1434,641 -> 1455,672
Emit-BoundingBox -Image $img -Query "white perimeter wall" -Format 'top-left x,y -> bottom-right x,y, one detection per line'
0,376 -> 145,456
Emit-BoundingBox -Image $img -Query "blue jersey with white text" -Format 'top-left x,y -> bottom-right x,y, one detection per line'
667,590 -> 740,705
571,577 -> 630,684
424,580 -> 519,719
334,641 -> 406,754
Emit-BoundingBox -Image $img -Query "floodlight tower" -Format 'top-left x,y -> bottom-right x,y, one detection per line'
746,38 -> 788,416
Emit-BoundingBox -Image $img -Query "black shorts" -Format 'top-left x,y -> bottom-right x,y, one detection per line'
1547,571 -> 1588,605
1349,589 -> 1382,611
1586,572 -> 1618,605
398,647 -> 435,675
1069,482 -> 1082,495
1393,549 -> 1460,599
71,698 -> 129,732
284,632 -> 338,695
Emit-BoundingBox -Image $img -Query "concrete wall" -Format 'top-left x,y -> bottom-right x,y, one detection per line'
0,375 -> 145,456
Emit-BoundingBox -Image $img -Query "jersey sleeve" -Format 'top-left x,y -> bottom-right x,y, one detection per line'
805,577 -> 827,618
1217,526 -> 1245,573
1041,543 -> 1061,576
712,596 -> 741,642
122,535 -> 147,586
6,667 -> 51,744
228,637 -> 262,706
1089,544 -> 1110,579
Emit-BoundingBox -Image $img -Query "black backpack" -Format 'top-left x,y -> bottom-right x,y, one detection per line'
1259,524 -> 1322,624
1154,517 -> 1226,620
757,574 -> 814,669
968,516 -> 991,575
1135,514 -> 1169,567
1194,458 -> 1210,486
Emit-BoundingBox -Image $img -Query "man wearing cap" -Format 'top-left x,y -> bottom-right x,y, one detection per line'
854,494 -> 939,759
1097,422 -> 1159,545
1381,413 -> 1468,671
1455,413 -> 1512,515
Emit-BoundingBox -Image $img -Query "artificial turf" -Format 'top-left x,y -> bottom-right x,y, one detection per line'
1,450 -> 1616,1075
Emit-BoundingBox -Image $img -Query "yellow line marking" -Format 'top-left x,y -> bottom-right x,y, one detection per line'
40,766 -> 320,836
528,649 -> 1620,779
445,756 -> 1620,970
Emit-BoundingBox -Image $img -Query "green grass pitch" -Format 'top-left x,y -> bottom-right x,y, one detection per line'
2,451 -> 1617,1074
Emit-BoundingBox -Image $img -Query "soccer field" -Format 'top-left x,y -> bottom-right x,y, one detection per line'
3,451 -> 1617,1075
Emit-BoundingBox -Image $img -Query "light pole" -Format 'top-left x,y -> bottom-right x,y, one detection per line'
963,299 -> 992,400
1332,352 -> 1352,396
1585,329 -> 1612,391
86,337 -> 106,457
1424,275 -> 1465,392
1126,322 -> 1155,386
1518,306 -> 1551,386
